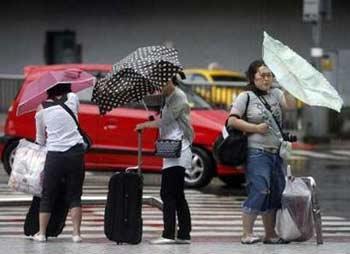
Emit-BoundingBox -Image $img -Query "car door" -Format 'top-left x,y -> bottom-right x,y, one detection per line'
95,103 -> 162,172
76,87 -> 101,169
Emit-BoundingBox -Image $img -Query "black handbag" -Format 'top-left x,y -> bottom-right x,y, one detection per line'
80,129 -> 92,151
155,139 -> 182,158
213,93 -> 250,166
154,98 -> 182,158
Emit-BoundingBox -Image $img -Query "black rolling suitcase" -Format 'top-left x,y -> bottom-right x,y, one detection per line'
24,180 -> 69,237
104,131 -> 143,244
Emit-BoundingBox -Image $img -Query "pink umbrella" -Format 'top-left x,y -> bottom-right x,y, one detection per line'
17,68 -> 96,116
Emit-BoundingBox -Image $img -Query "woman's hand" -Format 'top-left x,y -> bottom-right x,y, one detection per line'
135,120 -> 158,131
255,123 -> 269,134
135,122 -> 148,131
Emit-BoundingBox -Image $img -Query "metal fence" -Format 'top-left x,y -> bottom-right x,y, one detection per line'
0,75 -> 299,130
0,74 -> 23,112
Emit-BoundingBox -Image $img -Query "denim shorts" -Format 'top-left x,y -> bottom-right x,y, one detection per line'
242,148 -> 285,215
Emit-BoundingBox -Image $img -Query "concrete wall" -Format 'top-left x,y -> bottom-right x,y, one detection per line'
1,0 -> 349,74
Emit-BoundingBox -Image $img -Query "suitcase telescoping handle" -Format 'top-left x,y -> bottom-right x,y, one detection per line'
137,129 -> 142,174
125,130 -> 143,175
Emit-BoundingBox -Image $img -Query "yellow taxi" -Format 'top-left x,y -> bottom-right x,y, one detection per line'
183,68 -> 247,108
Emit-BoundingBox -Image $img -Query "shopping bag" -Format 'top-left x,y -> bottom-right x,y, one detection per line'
279,140 -> 292,161
275,176 -> 314,241
276,207 -> 302,240
8,139 -> 47,197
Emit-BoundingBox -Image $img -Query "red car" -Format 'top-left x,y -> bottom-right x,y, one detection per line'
0,64 -> 244,188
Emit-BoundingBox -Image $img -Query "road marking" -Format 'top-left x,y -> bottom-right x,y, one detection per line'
292,150 -> 350,160
0,186 -> 349,242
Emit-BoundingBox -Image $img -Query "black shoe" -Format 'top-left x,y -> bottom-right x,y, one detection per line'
263,237 -> 290,244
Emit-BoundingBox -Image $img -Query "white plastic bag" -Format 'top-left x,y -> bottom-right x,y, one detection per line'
279,140 -> 292,161
276,207 -> 302,240
8,139 -> 47,197
275,177 -> 314,241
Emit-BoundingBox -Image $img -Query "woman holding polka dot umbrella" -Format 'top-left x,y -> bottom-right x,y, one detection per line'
93,45 -> 188,245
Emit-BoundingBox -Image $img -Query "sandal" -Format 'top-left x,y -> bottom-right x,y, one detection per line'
241,235 -> 261,244
263,237 -> 290,244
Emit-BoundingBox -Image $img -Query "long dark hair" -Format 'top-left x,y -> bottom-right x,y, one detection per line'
244,59 -> 266,92
47,83 -> 72,99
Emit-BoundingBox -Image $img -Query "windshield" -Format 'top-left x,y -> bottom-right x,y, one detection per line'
179,84 -> 211,109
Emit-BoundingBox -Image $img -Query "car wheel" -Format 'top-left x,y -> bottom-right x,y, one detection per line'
185,146 -> 214,188
3,140 -> 19,175
219,175 -> 246,187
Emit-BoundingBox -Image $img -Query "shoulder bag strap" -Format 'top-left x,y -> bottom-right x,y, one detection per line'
157,96 -> 183,140
252,91 -> 284,136
227,92 -> 250,125
56,101 -> 85,137
243,93 -> 250,120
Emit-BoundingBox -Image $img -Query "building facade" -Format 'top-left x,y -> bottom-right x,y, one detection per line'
1,0 -> 349,74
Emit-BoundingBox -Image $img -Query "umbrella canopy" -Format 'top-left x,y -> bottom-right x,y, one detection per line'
91,46 -> 183,114
17,69 -> 96,116
263,31 -> 343,112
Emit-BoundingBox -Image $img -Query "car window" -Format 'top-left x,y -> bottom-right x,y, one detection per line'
179,84 -> 211,109
186,74 -> 207,83
211,75 -> 246,82
76,87 -> 94,102
76,71 -> 109,103
124,85 -> 211,110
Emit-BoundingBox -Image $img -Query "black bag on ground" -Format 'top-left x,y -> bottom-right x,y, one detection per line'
24,180 -> 69,237
213,93 -> 250,166
104,171 -> 143,244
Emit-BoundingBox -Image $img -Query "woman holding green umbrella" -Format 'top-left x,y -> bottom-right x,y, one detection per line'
228,60 -> 296,244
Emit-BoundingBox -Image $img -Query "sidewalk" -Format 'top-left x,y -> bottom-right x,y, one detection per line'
0,238 -> 348,254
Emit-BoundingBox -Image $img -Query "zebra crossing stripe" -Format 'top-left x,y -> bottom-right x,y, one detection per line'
330,150 -> 350,156
292,150 -> 350,160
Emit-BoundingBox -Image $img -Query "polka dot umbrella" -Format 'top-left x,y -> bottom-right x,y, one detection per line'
92,46 -> 183,115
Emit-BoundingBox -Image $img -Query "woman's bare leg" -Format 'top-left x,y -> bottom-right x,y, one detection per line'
70,207 -> 82,236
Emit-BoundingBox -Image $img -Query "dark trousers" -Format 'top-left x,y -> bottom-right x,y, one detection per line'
160,166 -> 191,240
40,144 -> 85,213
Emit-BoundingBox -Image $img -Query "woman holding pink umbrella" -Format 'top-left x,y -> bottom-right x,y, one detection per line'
20,69 -> 96,243
33,83 -> 85,243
